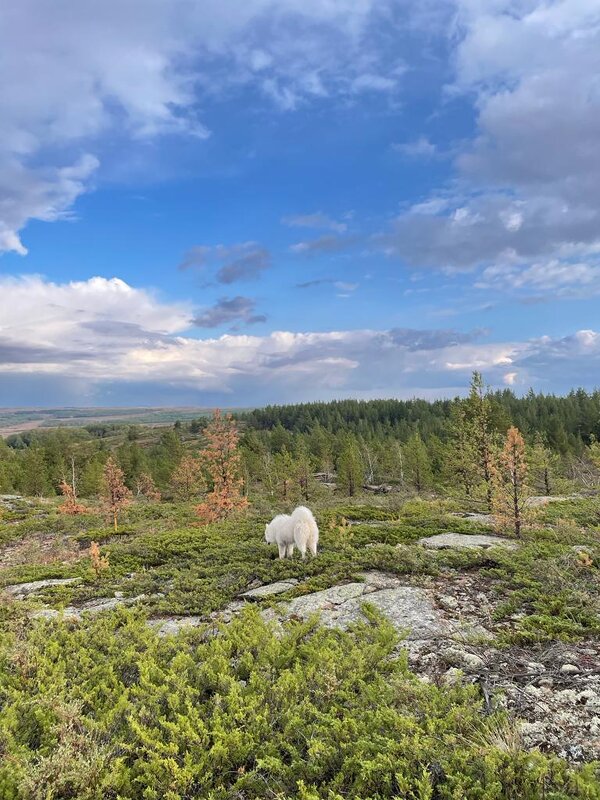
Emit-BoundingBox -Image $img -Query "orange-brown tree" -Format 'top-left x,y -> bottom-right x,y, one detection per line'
102,457 -> 132,531
170,454 -> 202,500
57,479 -> 87,515
89,540 -> 109,578
196,410 -> 248,523
135,472 -> 161,502
492,426 -> 530,537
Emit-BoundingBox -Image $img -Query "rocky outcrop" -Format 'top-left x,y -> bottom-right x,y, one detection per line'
417,533 -> 518,550
241,579 -> 298,599
3,577 -> 81,597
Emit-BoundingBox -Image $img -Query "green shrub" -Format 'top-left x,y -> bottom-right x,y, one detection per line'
0,609 -> 598,799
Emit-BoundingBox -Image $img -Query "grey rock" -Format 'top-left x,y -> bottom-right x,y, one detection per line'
241,579 -> 299,599
527,661 -> 546,674
441,667 -> 464,686
437,594 -> 459,611
418,533 -> 519,550
29,608 -> 61,620
441,646 -> 485,671
27,592 -> 158,622
4,577 -> 81,597
359,571 -> 403,590
282,581 -> 450,640
560,663 -> 581,675
525,495 -> 579,508
147,616 -> 203,636
451,512 -> 495,525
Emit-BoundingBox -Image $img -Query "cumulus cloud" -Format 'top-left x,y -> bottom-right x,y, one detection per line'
0,0 -> 403,254
383,0 -> 600,296
2,273 -> 599,405
180,243 -> 271,283
193,296 -> 267,328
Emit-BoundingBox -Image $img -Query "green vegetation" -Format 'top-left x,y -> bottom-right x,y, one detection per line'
1,378 -> 600,797
2,609 -> 598,800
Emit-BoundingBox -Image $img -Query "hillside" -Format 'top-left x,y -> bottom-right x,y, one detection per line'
0,492 -> 599,797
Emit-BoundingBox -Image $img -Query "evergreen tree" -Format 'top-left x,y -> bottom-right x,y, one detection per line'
20,447 -> 51,497
465,372 -> 496,510
529,434 -> 560,496
404,433 -> 432,493
337,435 -> 363,496
446,401 -> 478,497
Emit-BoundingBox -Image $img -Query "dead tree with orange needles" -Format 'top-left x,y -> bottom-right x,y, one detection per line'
196,410 -> 248,523
101,457 -> 132,531
58,479 -> 87,515
135,472 -> 161,502
492,426 -> 530,537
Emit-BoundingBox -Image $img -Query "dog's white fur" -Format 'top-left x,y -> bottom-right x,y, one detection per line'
264,506 -> 319,559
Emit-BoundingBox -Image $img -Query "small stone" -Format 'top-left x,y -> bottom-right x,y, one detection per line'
561,663 -> 581,675
438,594 -> 459,611
538,677 -> 554,688
441,646 -> 485,671
527,661 -> 546,674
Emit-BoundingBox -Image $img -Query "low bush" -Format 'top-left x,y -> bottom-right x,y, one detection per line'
0,609 -> 598,800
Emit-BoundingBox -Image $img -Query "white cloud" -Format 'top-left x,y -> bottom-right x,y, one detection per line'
2,273 -> 599,404
393,136 -> 437,158
383,0 -> 600,294
0,0 -> 404,254
283,212 -> 348,233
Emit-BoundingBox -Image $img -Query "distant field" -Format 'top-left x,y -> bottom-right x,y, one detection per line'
0,407 -> 247,437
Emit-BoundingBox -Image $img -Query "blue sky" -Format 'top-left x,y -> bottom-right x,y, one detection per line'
1,0 -> 599,406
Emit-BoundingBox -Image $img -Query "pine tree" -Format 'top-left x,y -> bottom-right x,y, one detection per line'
171,454 -> 202,500
89,541 -> 109,578
404,433 -> 433,493
272,447 -> 296,500
294,438 -> 314,501
446,402 -> 478,497
196,410 -> 248,523
465,372 -> 496,510
529,434 -> 559,496
101,457 -> 132,531
58,479 -> 87,515
492,426 -> 530,537
20,447 -> 51,497
135,472 -> 161,501
337,436 -> 363,497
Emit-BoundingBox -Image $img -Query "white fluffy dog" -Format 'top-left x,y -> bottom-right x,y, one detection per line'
264,506 -> 319,559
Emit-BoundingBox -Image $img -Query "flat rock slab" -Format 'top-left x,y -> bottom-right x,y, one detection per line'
418,533 -> 518,550
28,593 -> 160,621
4,577 -> 81,597
147,616 -> 203,636
451,512 -> 495,525
282,580 -> 449,640
525,495 -> 579,508
241,579 -> 299,599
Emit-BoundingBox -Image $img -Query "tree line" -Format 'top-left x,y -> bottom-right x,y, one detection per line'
2,378 -> 600,526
